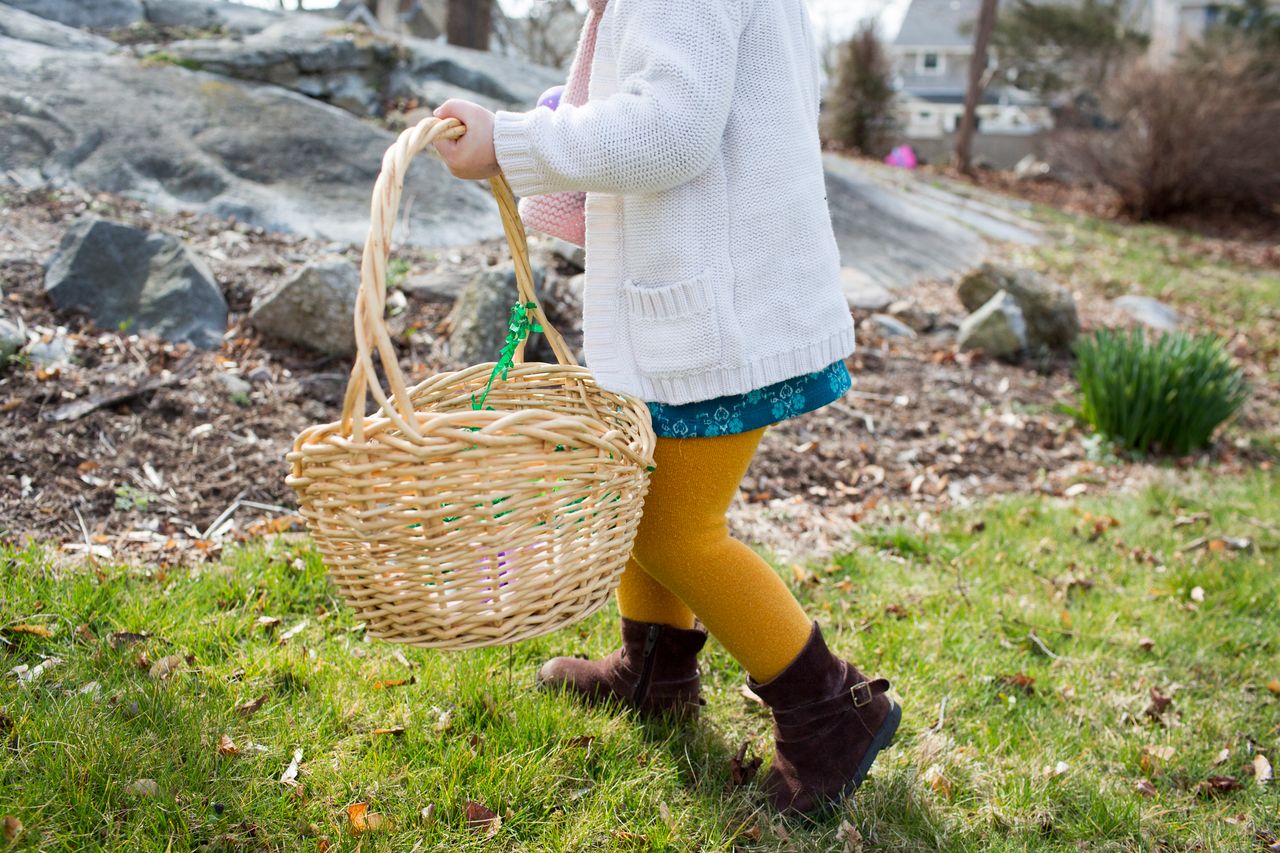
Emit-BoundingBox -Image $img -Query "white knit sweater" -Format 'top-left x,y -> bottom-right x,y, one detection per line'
493,0 -> 854,405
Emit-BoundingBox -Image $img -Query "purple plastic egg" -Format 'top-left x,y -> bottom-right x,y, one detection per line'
537,85 -> 565,112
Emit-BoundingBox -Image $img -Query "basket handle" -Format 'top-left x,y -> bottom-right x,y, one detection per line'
340,116 -> 578,439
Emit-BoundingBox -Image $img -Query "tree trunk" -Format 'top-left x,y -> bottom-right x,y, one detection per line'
447,0 -> 492,51
954,0 -> 1000,174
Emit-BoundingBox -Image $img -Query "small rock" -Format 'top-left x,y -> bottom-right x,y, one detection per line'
0,318 -> 23,362
446,264 -> 547,366
25,335 -> 74,367
957,263 -> 1077,350
215,373 -> 252,397
1113,295 -> 1183,332
887,299 -> 934,332
842,268 -> 894,311
957,290 -> 1027,357
866,313 -> 918,340
246,366 -> 272,385
45,218 -> 227,350
400,269 -> 473,304
250,259 -> 359,355
548,238 -> 585,272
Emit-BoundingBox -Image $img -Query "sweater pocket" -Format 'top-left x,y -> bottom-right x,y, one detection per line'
622,269 -> 723,375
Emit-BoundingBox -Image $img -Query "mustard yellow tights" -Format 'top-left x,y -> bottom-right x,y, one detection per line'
616,428 -> 813,682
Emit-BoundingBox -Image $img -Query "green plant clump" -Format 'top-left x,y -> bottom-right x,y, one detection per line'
1070,328 -> 1248,455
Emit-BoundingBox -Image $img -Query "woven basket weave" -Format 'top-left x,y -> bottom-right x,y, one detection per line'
287,117 -> 656,650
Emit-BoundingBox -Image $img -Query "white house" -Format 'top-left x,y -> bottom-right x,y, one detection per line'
890,0 -> 1052,142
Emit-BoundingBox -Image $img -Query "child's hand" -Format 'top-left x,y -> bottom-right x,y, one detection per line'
431,100 -> 500,181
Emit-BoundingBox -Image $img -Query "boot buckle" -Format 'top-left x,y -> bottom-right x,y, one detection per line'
850,681 -> 874,708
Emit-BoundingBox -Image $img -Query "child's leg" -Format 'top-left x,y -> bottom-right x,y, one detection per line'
631,428 -> 813,683
616,557 -> 696,629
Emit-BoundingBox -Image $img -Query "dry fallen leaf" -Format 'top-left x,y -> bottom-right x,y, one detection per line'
372,677 -> 414,690
278,619 -> 309,644
13,657 -> 62,683
1000,673 -> 1036,695
217,734 -> 240,756
923,763 -> 953,797
1190,586 -> 1206,603
420,804 -> 436,825
255,616 -> 281,631
109,631 -> 149,650
370,726 -> 405,737
836,819 -> 865,853
1138,637 -> 1155,652
126,779 -> 159,798
148,655 -> 185,680
1133,779 -> 1157,798
466,800 -> 501,838
2,815 -> 21,843
1254,754 -> 1273,786
1140,744 -> 1176,774
657,802 -> 671,825
5,624 -> 53,639
1194,775 -> 1243,798
346,802 -> 388,834
235,694 -> 267,718
1042,761 -> 1069,779
1213,747 -> 1231,766
280,748 -> 302,787
1144,686 -> 1173,721
1267,679 -> 1280,696
728,741 -> 761,789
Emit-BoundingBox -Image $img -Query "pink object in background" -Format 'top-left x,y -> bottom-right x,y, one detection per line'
884,145 -> 918,170
514,0 -> 610,248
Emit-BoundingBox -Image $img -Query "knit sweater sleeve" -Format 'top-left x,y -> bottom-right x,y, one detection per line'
493,0 -> 741,197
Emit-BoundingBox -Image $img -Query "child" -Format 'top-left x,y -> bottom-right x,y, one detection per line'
431,0 -> 899,816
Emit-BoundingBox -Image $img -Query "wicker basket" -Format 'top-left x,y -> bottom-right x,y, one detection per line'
287,117 -> 656,650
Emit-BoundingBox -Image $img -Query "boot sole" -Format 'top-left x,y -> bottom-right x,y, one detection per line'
846,698 -> 901,794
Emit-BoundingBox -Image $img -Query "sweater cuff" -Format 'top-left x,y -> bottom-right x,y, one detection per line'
493,110 -> 548,198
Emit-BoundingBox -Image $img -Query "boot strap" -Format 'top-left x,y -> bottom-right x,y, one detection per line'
772,677 -> 891,729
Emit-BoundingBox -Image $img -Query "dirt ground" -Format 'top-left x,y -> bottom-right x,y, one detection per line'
1,185 -> 1274,564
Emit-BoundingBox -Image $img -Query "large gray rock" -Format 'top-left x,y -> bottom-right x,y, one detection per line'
3,0 -> 143,29
154,15 -> 563,118
250,258 -> 359,355
957,263 -> 1078,350
0,36 -> 501,246
141,0 -> 282,35
446,264 -> 546,366
957,290 -> 1027,357
0,4 -> 116,51
151,17 -> 398,117
1113,295 -> 1183,332
44,218 -> 227,349
841,268 -> 894,311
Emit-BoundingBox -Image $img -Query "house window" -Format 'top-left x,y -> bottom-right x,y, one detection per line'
919,52 -> 943,74
918,111 -> 933,120
1204,4 -> 1221,25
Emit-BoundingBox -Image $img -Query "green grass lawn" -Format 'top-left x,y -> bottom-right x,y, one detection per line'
2,471 -> 1277,852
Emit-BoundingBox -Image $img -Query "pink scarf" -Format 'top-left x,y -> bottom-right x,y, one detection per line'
515,0 -> 608,248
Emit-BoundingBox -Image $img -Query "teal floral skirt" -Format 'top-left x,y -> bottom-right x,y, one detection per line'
647,360 -> 851,438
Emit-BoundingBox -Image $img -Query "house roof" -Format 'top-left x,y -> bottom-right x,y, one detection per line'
893,0 -> 977,48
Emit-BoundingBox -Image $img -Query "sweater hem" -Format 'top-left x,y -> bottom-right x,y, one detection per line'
593,323 -> 856,406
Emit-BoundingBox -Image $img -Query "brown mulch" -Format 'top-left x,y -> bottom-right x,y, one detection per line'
0,186 -> 1274,564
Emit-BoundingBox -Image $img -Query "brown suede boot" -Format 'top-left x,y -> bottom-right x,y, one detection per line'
536,618 -> 707,716
750,622 -> 900,815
